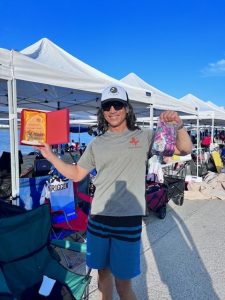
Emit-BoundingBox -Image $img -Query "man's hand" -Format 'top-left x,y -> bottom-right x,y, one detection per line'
33,143 -> 89,182
159,110 -> 182,126
33,143 -> 54,161
159,111 -> 192,155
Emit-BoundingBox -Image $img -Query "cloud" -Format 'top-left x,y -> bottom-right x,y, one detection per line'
202,58 -> 225,76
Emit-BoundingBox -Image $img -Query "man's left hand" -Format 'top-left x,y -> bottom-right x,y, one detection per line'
159,110 -> 182,126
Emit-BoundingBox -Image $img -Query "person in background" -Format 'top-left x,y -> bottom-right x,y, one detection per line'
74,142 -> 80,151
69,139 -> 75,151
201,133 -> 211,149
79,143 -> 87,156
219,131 -> 225,144
191,134 -> 197,145
36,85 -> 192,300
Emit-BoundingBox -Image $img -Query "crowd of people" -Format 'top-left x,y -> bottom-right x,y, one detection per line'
54,141 -> 87,157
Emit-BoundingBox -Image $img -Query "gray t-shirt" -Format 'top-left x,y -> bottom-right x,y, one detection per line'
78,129 -> 153,216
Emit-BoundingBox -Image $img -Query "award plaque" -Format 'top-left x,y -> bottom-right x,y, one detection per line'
20,108 -> 69,146
21,110 -> 47,145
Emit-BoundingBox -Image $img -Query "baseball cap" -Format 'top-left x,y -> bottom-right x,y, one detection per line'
101,85 -> 128,104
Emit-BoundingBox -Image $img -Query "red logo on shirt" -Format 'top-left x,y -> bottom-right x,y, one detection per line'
129,137 -> 139,146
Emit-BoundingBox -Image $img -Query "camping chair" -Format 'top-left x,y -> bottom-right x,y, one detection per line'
0,201 -> 91,300
163,162 -> 187,206
50,180 -> 92,235
49,180 -> 92,268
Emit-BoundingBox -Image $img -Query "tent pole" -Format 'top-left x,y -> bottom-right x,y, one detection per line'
149,104 -> 153,130
12,78 -> 20,202
196,108 -> 199,178
8,79 -> 19,203
7,80 -> 16,201
57,101 -> 62,156
78,124 -> 81,144
211,112 -> 214,146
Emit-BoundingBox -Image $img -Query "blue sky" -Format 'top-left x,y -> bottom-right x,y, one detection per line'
1,0 -> 225,106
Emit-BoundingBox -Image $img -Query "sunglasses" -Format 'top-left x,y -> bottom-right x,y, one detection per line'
101,101 -> 126,111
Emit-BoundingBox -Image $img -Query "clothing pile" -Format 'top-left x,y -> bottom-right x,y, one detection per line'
185,171 -> 225,200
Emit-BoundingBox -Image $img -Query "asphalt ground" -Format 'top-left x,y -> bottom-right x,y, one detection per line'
86,198 -> 225,300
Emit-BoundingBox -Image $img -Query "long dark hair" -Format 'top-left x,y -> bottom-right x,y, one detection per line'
97,101 -> 140,134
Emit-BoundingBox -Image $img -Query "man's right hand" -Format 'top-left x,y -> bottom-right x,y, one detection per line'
33,143 -> 54,161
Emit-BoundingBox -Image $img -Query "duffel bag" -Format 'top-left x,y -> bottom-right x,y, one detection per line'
146,182 -> 168,212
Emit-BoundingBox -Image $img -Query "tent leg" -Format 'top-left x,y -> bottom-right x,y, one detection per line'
211,114 -> 214,147
7,79 -> 19,203
196,110 -> 199,178
149,104 -> 153,130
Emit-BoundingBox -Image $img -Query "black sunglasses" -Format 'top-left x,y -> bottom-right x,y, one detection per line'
101,101 -> 126,111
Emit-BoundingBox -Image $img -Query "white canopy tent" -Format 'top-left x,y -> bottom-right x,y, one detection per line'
0,38 -> 154,200
1,40 -> 153,113
206,101 -> 225,113
120,72 -> 197,127
180,94 -> 225,140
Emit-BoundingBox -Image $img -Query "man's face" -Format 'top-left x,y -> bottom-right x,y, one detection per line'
102,101 -> 128,130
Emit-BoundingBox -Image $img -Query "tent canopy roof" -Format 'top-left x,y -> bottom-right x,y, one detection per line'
120,72 -> 196,115
180,94 -> 225,117
180,94 -> 225,125
0,38 -> 154,118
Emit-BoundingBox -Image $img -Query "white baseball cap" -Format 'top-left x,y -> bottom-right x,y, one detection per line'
101,85 -> 128,104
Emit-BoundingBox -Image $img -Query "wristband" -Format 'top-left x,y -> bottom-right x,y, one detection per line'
177,123 -> 184,130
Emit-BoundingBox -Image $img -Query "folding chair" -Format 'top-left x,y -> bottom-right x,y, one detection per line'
163,162 -> 187,206
48,179 -> 92,269
45,176 -> 92,234
0,201 -> 91,300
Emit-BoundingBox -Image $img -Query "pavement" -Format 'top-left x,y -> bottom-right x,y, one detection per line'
84,198 -> 225,300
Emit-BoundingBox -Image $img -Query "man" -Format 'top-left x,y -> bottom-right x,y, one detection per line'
37,85 -> 192,300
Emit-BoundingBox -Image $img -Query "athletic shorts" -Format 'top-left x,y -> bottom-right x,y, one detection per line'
86,215 -> 142,280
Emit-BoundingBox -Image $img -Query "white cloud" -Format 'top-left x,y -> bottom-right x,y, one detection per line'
202,58 -> 225,76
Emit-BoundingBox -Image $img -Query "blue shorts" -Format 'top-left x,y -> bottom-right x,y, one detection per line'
86,215 -> 142,280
